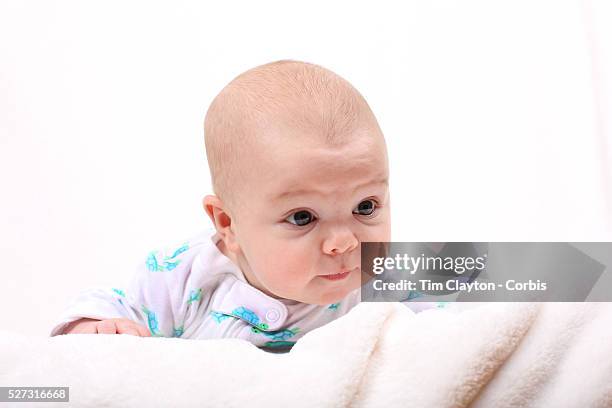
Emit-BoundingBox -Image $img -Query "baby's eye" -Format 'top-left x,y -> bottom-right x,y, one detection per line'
286,210 -> 316,226
353,199 -> 377,216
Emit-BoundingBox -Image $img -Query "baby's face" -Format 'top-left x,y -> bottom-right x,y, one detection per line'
228,124 -> 390,305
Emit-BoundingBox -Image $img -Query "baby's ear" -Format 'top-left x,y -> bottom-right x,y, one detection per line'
202,195 -> 240,253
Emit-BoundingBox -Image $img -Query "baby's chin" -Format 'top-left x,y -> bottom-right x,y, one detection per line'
266,272 -> 360,305
309,280 -> 361,305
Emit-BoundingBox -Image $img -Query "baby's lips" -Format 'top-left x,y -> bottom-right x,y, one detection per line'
320,266 -> 359,276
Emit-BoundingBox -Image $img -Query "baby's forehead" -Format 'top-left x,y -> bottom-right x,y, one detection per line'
249,118 -> 384,161
247,131 -> 386,184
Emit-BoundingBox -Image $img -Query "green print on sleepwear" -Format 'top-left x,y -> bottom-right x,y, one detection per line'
210,311 -> 231,324
230,306 -> 269,330
112,288 -> 126,297
327,302 -> 340,310
264,341 -> 296,348
141,305 -> 162,337
113,288 -> 126,307
146,242 -> 190,272
251,326 -> 300,341
187,288 -> 202,304
172,326 -> 184,337
405,290 -> 424,301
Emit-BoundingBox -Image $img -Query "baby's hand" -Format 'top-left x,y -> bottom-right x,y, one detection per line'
62,317 -> 151,337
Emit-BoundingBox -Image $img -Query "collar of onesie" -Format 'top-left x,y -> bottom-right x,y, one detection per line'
213,278 -> 290,331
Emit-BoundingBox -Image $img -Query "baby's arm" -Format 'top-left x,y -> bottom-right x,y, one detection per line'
51,238 -> 204,338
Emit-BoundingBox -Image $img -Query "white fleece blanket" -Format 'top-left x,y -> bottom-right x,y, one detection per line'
1,302 -> 611,408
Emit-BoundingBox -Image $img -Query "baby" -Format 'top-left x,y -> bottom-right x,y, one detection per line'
50,60 -> 394,349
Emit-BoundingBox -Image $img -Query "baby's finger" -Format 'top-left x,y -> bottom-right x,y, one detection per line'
69,321 -> 97,334
118,325 -> 140,336
135,324 -> 151,337
96,320 -> 118,334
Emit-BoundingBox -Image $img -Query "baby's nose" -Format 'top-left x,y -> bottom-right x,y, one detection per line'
322,228 -> 359,255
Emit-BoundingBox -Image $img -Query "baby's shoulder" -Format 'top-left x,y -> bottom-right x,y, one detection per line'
143,230 -> 210,272
144,228 -> 241,285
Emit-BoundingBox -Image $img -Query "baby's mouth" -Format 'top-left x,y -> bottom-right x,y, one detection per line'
319,267 -> 358,281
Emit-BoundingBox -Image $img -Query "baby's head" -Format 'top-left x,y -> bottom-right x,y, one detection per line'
203,60 -> 390,305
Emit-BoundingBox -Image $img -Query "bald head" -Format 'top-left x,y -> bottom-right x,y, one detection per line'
204,59 -> 382,210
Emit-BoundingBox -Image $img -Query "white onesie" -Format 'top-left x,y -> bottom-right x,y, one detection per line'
50,228 -> 439,349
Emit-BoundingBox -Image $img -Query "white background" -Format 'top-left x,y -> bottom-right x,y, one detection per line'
1,0 -> 611,336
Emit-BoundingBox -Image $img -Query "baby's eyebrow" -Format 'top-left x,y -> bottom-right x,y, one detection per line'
353,176 -> 389,192
272,177 -> 388,202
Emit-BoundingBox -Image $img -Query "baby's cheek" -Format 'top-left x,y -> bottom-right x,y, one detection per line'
264,252 -> 312,288
364,218 -> 391,242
